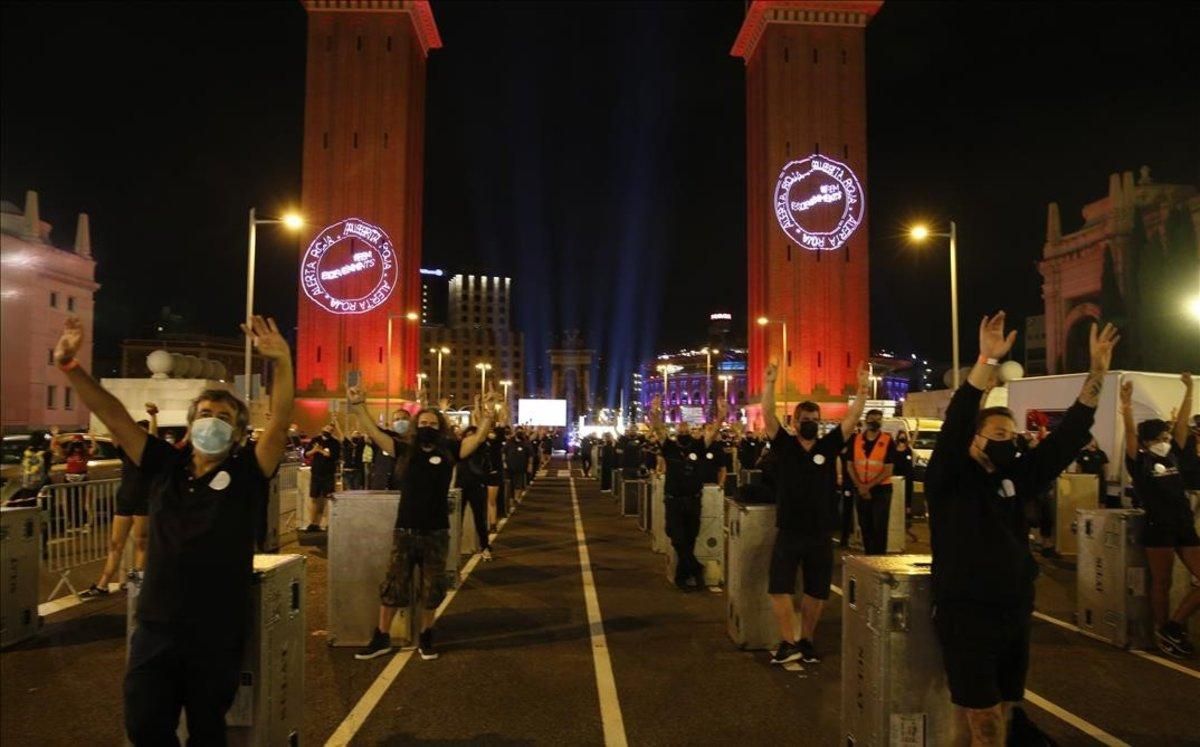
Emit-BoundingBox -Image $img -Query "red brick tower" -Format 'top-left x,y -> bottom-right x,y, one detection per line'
734,1 -> 882,414
296,1 -> 441,412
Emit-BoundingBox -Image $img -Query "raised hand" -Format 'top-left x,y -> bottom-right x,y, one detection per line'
145,402 -> 159,416
764,361 -> 778,386
716,398 -> 729,422
482,388 -> 498,413
240,316 -> 291,362
650,395 -> 662,413
979,312 -> 1017,361
347,386 -> 367,406
438,397 -> 451,412
1088,322 -> 1120,373
1119,380 -> 1133,409
856,361 -> 871,392
54,317 -> 84,365
1182,372 -> 1193,390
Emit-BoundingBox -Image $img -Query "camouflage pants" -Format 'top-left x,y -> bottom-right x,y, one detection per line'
379,529 -> 450,610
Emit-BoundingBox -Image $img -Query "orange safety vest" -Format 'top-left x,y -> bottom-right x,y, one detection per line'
853,432 -> 892,486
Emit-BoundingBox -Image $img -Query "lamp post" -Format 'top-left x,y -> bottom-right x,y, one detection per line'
384,311 -> 420,420
757,316 -> 789,419
701,347 -> 720,413
909,221 -> 960,390
499,379 -> 513,403
475,362 -> 492,395
429,346 -> 451,402
718,374 -> 733,403
656,363 -> 682,422
244,208 -> 303,405
417,372 -> 428,400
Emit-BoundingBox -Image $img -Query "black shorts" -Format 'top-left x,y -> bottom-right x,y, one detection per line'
933,604 -> 1032,709
1142,514 -> 1200,548
115,493 -> 148,517
510,471 -> 528,491
767,529 -> 833,599
484,471 -> 502,488
310,472 -> 336,498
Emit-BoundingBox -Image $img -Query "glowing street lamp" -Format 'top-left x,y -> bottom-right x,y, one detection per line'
909,221 -> 960,390
701,347 -> 720,412
430,347 -> 450,402
499,379 -> 513,401
244,208 -> 304,405
718,374 -> 733,402
656,363 -> 683,421
475,362 -> 492,393
385,312 -> 421,417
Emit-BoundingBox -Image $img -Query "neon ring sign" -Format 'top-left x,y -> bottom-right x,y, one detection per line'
301,218 -> 397,315
773,154 -> 864,251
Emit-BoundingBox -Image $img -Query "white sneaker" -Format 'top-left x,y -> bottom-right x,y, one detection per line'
482,548 -> 494,562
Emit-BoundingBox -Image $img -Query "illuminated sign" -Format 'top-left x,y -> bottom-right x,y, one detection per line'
773,154 -> 864,251
710,313 -> 732,321
420,268 -> 444,276
301,218 -> 397,315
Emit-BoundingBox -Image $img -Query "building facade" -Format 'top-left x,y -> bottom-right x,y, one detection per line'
294,0 -> 441,416
1038,167 -> 1200,374
735,1 -> 881,412
1,191 -> 98,433
420,267 -> 448,326
641,348 -> 750,424
419,273 -> 524,408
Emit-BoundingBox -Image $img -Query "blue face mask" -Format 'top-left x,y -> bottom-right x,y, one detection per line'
191,417 -> 234,456
393,420 -> 410,435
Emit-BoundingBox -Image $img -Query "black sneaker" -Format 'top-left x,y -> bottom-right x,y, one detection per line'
1158,623 -> 1195,657
1008,706 -> 1058,746
354,629 -> 393,660
770,640 -> 804,665
304,524 -> 321,532
418,629 -> 439,660
798,638 -> 821,664
78,584 -> 109,601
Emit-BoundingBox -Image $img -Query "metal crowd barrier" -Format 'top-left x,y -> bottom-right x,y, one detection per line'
38,478 -> 121,601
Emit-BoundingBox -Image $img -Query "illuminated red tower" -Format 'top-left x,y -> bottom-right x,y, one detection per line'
734,1 -> 882,413
295,0 -> 441,413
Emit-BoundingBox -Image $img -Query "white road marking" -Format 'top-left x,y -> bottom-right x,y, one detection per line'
325,501 -> 519,745
569,476 -> 629,747
1031,611 -> 1200,681
38,581 -> 123,617
829,584 -> 1131,744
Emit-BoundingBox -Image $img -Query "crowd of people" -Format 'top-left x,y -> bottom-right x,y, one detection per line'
41,309 -> 1200,746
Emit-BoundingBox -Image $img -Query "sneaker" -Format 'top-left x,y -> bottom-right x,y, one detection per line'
418,629 -> 439,660
1158,623 -> 1195,657
770,640 -> 804,665
78,584 -> 109,601
798,638 -> 821,664
354,629 -> 393,660
481,548 -> 493,562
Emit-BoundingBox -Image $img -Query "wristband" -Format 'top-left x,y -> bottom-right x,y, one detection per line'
57,358 -> 80,373
977,355 -> 999,366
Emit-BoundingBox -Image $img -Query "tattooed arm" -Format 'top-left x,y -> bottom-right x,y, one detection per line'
1077,323 -> 1119,408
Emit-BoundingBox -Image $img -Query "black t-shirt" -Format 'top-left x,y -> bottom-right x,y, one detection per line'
485,434 -> 505,475
1180,434 -> 1200,490
342,438 -> 366,467
505,440 -> 531,472
699,441 -> 727,484
660,437 -> 707,497
618,437 -> 644,471
738,438 -> 765,472
310,434 -> 340,477
771,426 -> 845,535
1075,448 -> 1108,476
1126,445 -> 1193,527
892,443 -> 915,477
392,435 -> 458,530
137,436 -> 270,637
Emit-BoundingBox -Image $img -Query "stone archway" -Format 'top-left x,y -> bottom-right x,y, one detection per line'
1062,302 -> 1100,373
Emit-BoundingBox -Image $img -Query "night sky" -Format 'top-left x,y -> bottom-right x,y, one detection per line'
3,1 -> 1198,401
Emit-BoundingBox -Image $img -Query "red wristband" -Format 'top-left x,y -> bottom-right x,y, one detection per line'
57,358 -> 80,373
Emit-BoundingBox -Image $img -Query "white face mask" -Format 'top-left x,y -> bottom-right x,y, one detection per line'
1148,442 -> 1171,459
191,417 -> 235,456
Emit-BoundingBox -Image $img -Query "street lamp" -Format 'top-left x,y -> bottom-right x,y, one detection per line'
718,374 -> 733,403
429,347 -> 450,402
244,207 -> 304,405
475,362 -> 492,394
499,379 -> 513,402
417,372 -> 428,397
909,221 -> 960,390
384,311 -> 420,419
757,316 -> 789,418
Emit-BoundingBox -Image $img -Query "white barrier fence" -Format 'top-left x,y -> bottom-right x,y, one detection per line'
38,478 -> 123,601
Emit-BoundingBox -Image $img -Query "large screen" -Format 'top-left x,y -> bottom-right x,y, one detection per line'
517,399 -> 567,427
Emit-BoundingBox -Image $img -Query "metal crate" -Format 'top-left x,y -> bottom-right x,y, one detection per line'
650,476 -> 668,554
622,479 -> 645,518
726,500 -> 781,649
0,506 -> 40,648
1049,473 -> 1100,556
1075,508 -> 1152,649
327,491 -> 415,647
842,555 -> 954,747
445,488 -> 463,588
638,481 -> 652,533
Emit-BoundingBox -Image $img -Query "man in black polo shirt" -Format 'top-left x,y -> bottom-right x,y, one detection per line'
763,360 -> 870,665
54,315 -> 294,745
926,313 -> 1118,745
650,397 -> 725,591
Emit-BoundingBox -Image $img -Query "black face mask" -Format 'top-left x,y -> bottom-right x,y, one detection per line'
866,421 -> 881,432
798,421 -> 819,440
677,434 -> 693,447
417,426 -> 439,447
982,437 -> 1021,470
